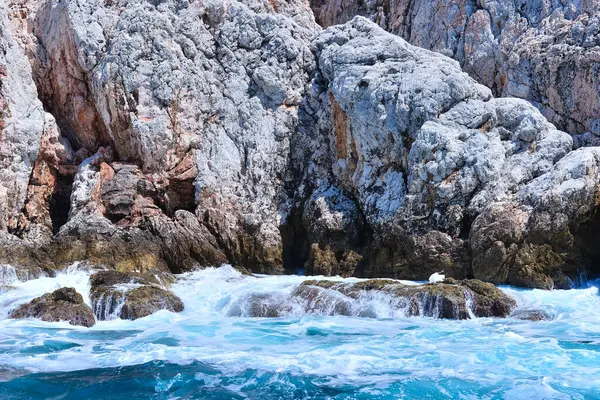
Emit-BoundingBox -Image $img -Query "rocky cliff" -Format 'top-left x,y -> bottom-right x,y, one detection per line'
1,1 -> 599,289
311,0 -> 600,140
3,0 -> 318,276
296,17 -> 600,289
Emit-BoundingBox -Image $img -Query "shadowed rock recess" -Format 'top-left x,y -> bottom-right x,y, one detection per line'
0,0 -> 599,291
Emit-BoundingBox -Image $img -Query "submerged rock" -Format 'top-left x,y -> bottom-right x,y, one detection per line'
9,287 -> 95,327
511,309 -> 553,322
89,270 -> 183,321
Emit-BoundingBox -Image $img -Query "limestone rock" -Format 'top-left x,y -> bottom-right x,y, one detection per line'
9,287 -> 95,327
298,17 -> 600,288
0,3 -> 45,232
311,0 -> 600,136
7,0 -> 320,274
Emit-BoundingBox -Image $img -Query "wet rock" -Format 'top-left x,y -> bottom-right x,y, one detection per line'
0,285 -> 15,295
9,287 -> 95,327
511,309 -> 553,322
119,286 -> 184,320
446,278 -> 517,318
228,293 -> 293,318
89,270 -> 183,321
299,278 -> 516,319
292,284 -> 354,316
0,263 -> 47,285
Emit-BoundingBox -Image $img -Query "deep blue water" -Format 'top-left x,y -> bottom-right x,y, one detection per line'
0,265 -> 599,399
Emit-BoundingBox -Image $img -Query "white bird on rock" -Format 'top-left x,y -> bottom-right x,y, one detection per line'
428,271 -> 445,284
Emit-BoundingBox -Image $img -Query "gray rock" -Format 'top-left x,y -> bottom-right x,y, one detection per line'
0,3 -> 46,232
311,0 -> 600,136
7,0 -> 320,274
298,17 -> 600,288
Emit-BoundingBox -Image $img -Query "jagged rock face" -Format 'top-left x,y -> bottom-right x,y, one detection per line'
3,0 -> 320,273
298,17 -> 600,288
3,0 -> 600,291
9,287 -> 95,327
311,0 -> 600,137
471,147 -> 600,289
0,4 -> 45,233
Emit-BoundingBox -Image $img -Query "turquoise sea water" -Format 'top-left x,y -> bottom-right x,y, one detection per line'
0,265 -> 599,399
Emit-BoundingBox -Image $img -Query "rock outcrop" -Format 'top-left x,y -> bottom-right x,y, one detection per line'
296,17 -> 600,288
90,270 -> 183,320
311,0 -> 600,138
9,287 -> 95,327
296,278 -> 516,319
2,1 -> 600,292
0,3 -> 45,233
2,0 -> 320,274
236,277 -> 516,319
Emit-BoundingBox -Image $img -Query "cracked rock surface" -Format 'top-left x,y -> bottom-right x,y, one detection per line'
311,0 -> 600,138
296,17 -> 600,288
1,3 -> 600,289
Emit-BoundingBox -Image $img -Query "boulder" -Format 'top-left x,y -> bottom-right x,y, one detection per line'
89,270 -> 183,320
119,286 -> 184,320
9,287 -> 95,327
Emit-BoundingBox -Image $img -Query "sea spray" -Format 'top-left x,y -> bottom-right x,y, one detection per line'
0,265 -> 599,398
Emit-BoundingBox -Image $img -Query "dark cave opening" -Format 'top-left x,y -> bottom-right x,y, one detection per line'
281,206 -> 309,274
166,177 -> 196,215
49,173 -> 74,234
568,209 -> 600,286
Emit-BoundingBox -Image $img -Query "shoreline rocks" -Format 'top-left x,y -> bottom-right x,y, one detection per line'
297,278 -> 517,319
0,2 -> 599,291
90,270 -> 184,320
295,17 -> 600,289
9,287 -> 95,327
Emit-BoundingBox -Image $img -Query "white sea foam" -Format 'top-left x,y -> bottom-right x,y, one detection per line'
0,264 -> 599,397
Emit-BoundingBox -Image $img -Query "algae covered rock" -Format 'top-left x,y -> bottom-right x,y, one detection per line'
9,287 -> 95,327
119,286 -> 184,320
297,278 -> 516,319
89,270 -> 183,321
